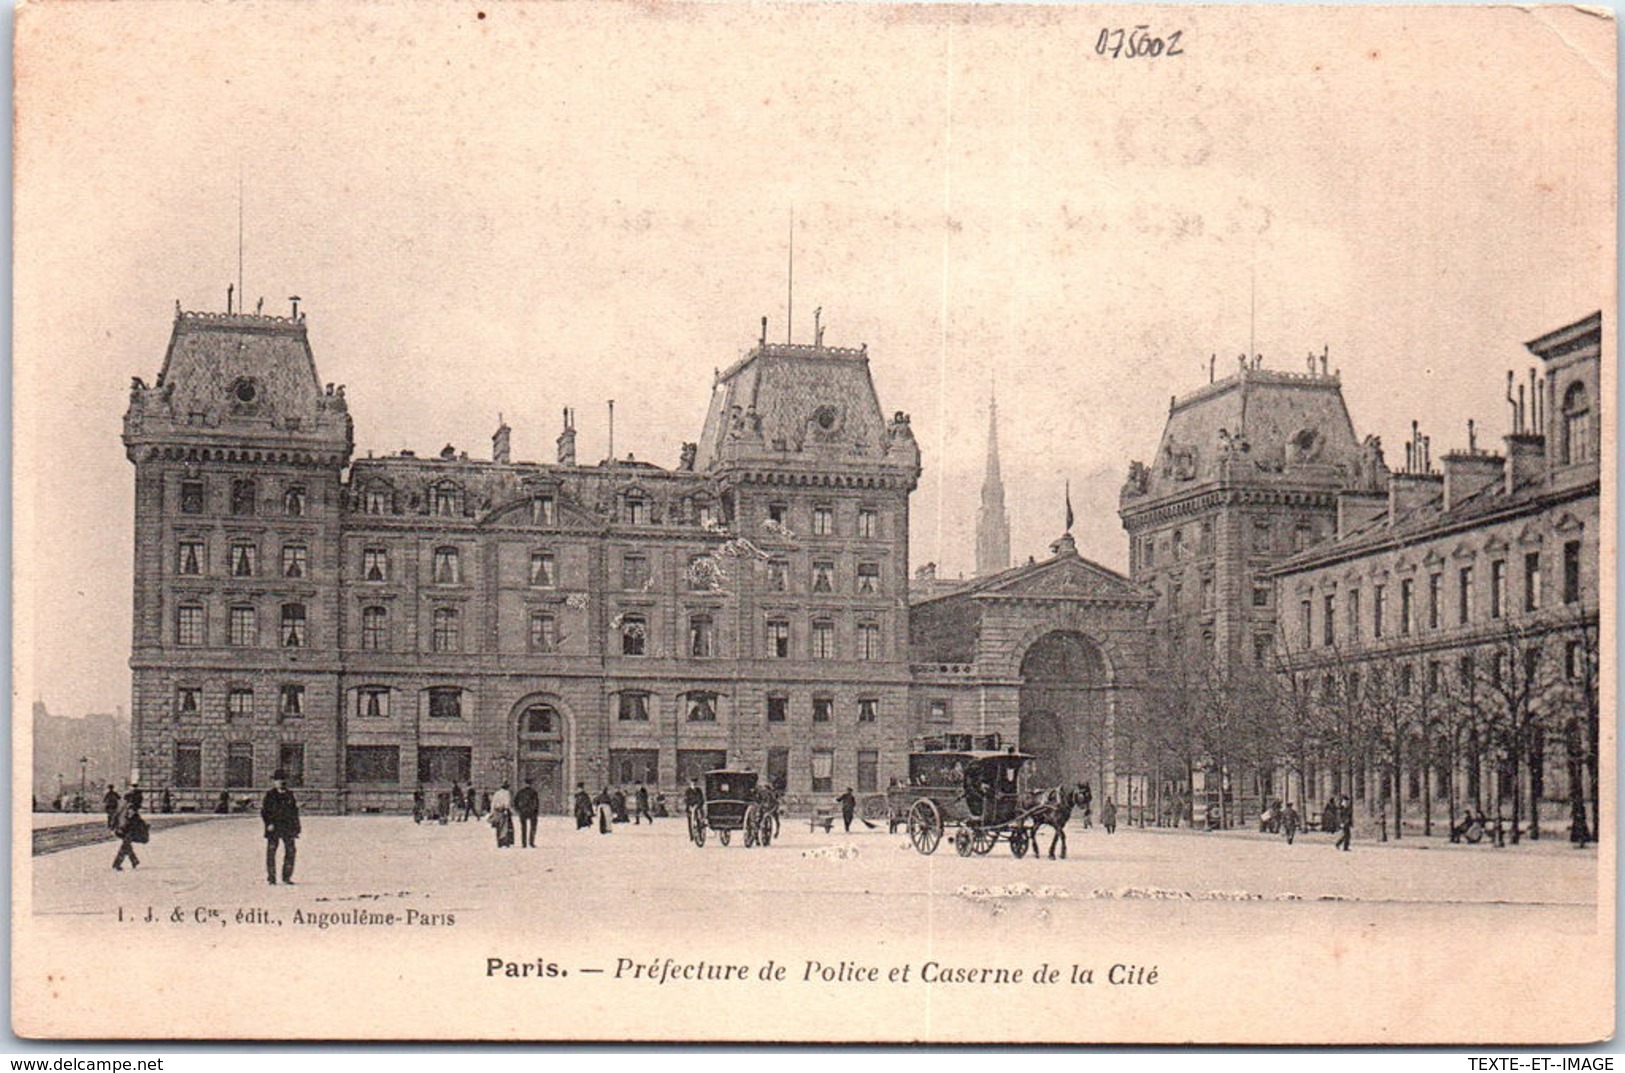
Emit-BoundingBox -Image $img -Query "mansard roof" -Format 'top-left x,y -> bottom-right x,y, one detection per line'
696,338 -> 920,480
1121,363 -> 1366,510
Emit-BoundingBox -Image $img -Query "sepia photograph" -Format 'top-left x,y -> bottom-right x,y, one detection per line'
10,0 -> 1615,1044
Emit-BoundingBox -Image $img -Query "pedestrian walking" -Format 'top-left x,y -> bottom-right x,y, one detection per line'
412,786 -> 425,824
489,782 -> 515,848
836,787 -> 857,832
1101,796 -> 1118,835
451,782 -> 466,821
634,784 -> 652,825
1283,802 -> 1300,845
103,785 -> 121,830
464,786 -> 479,822
1078,782 -> 1094,829
261,769 -> 301,884
111,796 -> 147,871
160,788 -> 173,814
1333,795 -> 1352,852
610,787 -> 629,824
514,780 -> 541,848
595,787 -> 613,834
573,783 -> 593,830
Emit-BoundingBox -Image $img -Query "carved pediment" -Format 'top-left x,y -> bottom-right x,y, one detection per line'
974,557 -> 1143,601
1451,542 -> 1477,561
1516,523 -> 1545,546
1554,511 -> 1586,534
1423,548 -> 1446,568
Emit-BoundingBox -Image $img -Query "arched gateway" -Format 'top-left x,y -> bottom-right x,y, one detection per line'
1018,631 -> 1110,790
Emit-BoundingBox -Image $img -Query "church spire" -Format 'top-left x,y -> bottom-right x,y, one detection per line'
975,383 -> 1011,576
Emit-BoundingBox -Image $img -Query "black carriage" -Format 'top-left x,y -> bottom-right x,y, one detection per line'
889,737 -> 1045,857
688,769 -> 776,848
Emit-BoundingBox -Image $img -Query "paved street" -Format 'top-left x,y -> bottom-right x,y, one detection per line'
19,813 -> 1607,1042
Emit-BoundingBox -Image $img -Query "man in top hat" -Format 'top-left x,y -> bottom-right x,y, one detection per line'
261,769 -> 302,885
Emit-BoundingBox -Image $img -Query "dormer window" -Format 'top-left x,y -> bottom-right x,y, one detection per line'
431,483 -> 462,518
531,495 -> 556,525
625,494 -> 648,525
695,500 -> 717,529
364,485 -> 392,515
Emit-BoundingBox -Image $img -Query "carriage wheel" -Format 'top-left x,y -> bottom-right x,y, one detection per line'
907,799 -> 943,855
688,809 -> 705,847
971,827 -> 996,855
758,808 -> 775,848
719,828 -> 732,847
744,805 -> 761,848
1010,827 -> 1030,859
954,828 -> 974,856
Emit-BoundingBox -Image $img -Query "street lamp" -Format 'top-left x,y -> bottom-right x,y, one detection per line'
78,756 -> 87,812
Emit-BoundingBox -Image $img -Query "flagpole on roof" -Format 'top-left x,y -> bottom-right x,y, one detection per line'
1065,478 -> 1074,535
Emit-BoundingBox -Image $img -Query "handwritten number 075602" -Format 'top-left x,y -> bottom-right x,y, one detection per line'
1096,26 -> 1183,59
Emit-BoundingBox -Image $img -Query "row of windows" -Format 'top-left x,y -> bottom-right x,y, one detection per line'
178,479 -> 307,518
1299,542 -> 1583,648
169,741 -> 306,788
762,502 -> 883,541
1310,638 -> 1590,705
176,540 -> 309,579
612,692 -> 882,724
345,546 -> 890,597
355,484 -> 721,530
176,604 -> 305,647
1138,516 -> 1321,569
174,684 -> 305,720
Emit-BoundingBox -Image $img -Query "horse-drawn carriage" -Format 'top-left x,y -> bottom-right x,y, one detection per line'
688,769 -> 776,848
889,736 -> 1054,857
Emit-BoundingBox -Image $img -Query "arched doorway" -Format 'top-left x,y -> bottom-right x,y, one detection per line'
1018,631 -> 1109,791
516,702 -> 566,813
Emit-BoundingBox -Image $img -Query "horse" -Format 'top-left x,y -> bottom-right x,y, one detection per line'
1026,785 -> 1076,860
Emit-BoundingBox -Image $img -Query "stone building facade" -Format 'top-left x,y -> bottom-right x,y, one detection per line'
1266,313 -> 1602,834
908,534 -> 1153,795
125,305 -> 1153,813
1118,357 -> 1379,676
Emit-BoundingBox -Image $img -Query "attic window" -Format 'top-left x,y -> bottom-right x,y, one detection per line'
232,378 -> 259,405
815,406 -> 838,430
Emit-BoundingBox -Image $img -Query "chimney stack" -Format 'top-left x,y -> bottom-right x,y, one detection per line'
556,407 -> 577,466
492,417 -> 511,465
1336,489 -> 1388,537
1503,431 -> 1546,494
1441,450 -> 1504,511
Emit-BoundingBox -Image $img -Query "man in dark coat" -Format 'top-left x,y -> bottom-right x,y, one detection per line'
573,784 -> 593,830
261,769 -> 302,884
513,779 -> 541,848
684,779 -> 704,818
610,787 -> 628,824
1333,795 -> 1353,852
451,782 -> 466,821
103,785 -> 121,830
594,787 -> 613,834
633,784 -> 652,825
837,788 -> 857,832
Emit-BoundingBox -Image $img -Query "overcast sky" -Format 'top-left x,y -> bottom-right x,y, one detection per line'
14,2 -> 1614,718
